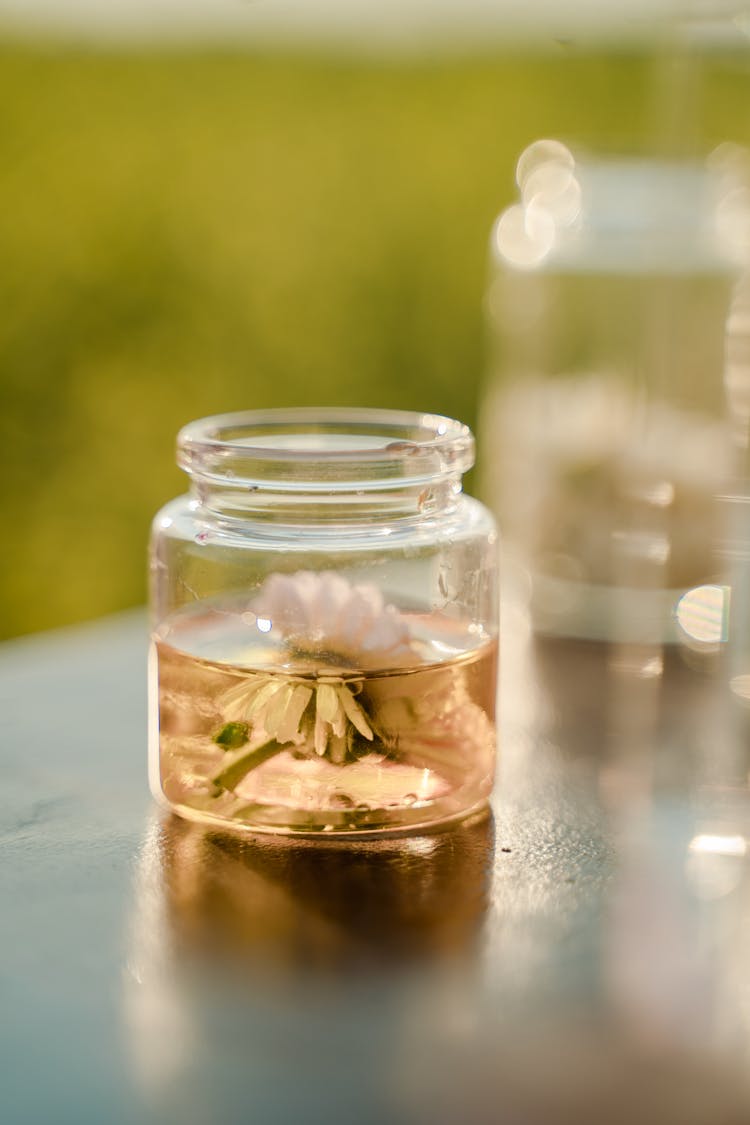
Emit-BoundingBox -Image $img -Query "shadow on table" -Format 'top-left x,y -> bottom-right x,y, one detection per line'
139,810 -> 494,976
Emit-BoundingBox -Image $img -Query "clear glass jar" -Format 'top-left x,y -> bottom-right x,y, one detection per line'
148,408 -> 499,837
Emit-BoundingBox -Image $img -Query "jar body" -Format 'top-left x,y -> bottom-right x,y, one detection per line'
148,410 -> 498,836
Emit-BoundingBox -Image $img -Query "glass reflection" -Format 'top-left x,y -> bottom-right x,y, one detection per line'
123,812 -> 494,1120
148,811 -> 493,970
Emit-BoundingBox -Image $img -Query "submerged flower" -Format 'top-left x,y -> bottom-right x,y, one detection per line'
219,670 -> 374,762
210,571 -> 424,791
249,570 -> 416,669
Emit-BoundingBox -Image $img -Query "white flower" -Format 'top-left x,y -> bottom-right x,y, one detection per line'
210,572 -> 422,789
250,570 -> 416,669
219,671 -> 374,762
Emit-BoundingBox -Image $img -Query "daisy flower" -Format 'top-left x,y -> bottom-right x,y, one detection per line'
211,571 -> 419,791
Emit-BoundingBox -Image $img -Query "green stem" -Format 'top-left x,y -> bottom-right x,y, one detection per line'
212,740 -> 286,792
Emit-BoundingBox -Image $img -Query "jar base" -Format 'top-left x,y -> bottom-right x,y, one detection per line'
159,795 -> 492,840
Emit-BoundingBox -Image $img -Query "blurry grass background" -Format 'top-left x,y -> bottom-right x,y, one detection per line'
1,40 -> 747,638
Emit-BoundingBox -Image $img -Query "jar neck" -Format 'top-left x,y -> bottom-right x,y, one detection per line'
190,475 -> 463,524
178,408 -> 474,527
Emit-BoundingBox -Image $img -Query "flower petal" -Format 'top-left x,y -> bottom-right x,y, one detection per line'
314,711 -> 328,756
276,683 -> 313,744
245,679 -> 284,721
261,682 -> 295,738
316,682 -> 339,723
219,676 -> 267,709
337,685 -> 374,740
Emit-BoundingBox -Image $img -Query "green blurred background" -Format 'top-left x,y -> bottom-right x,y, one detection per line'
2,37 -> 748,638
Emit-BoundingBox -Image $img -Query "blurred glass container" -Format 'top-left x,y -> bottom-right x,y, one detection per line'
482,141 -> 745,643
149,408 -> 498,837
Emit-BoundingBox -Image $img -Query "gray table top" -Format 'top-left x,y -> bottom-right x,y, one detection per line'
3,608 -> 750,1125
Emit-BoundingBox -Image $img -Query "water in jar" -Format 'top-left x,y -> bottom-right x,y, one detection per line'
150,572 -> 497,835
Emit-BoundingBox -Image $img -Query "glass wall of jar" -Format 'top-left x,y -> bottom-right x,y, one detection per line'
149,408 -> 499,836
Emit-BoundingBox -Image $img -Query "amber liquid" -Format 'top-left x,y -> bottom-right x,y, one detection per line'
151,608 -> 497,835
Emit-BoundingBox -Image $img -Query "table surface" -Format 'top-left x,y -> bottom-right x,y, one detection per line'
3,607 -> 750,1125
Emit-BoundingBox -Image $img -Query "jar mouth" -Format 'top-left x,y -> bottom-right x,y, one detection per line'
177,407 -> 474,491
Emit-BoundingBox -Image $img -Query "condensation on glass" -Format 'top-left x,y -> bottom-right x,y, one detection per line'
148,408 -> 499,836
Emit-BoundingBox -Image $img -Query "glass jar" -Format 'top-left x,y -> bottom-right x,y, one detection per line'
148,408 -> 499,837
482,141 -> 741,645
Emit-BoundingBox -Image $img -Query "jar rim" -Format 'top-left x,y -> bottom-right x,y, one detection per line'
177,407 -> 474,490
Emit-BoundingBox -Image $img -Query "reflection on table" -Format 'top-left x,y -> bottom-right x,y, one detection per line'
122,601 -> 750,1124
